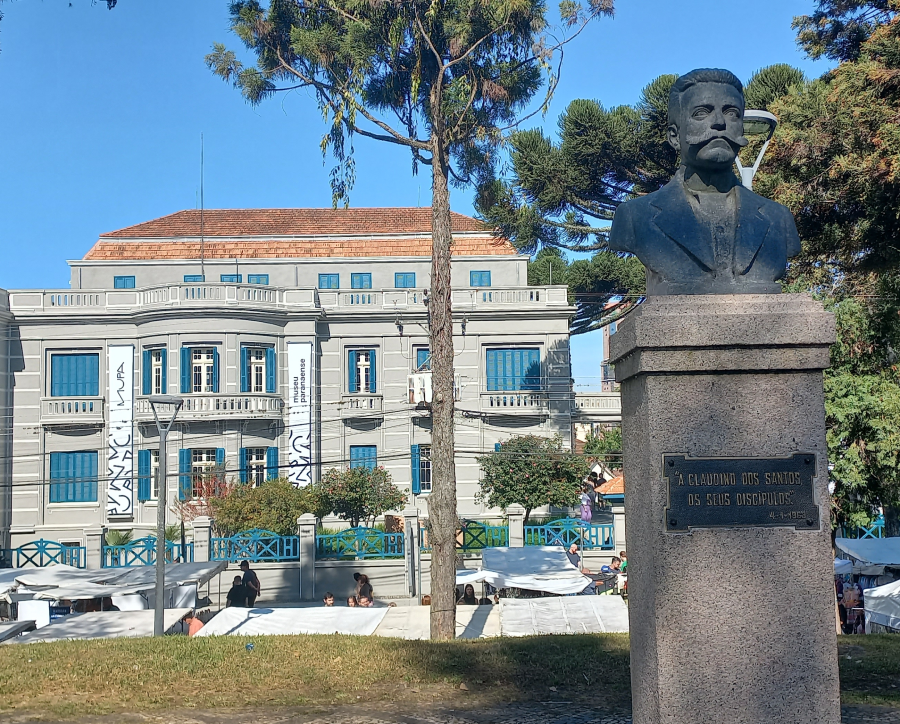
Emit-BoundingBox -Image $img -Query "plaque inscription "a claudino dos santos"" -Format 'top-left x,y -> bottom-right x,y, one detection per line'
663,453 -> 820,532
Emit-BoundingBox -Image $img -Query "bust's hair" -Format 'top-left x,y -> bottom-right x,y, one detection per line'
668,68 -> 744,127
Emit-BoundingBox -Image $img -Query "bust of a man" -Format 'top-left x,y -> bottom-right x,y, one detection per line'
608,68 -> 800,295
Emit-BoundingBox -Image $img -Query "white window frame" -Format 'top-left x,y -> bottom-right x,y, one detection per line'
151,350 -> 164,395
150,449 -> 161,499
356,350 -> 372,393
419,445 -> 432,493
191,448 -> 218,496
249,348 -> 266,394
192,348 -> 215,393
247,447 -> 266,486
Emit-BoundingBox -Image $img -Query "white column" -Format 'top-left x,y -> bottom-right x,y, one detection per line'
507,504 -> 525,547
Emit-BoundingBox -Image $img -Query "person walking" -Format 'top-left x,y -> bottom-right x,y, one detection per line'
580,485 -> 593,523
239,560 -> 261,607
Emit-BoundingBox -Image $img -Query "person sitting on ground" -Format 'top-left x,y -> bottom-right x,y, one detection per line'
567,543 -> 581,569
355,573 -> 373,600
347,595 -> 358,607
458,583 -> 478,606
358,594 -> 374,607
226,575 -> 247,608
323,592 -> 335,606
610,556 -> 622,572
619,551 -> 627,572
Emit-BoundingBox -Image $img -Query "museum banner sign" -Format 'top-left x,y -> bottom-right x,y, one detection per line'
107,345 -> 134,516
287,341 -> 313,487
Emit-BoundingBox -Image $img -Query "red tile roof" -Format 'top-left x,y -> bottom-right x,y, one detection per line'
596,474 -> 624,496
84,208 -> 514,260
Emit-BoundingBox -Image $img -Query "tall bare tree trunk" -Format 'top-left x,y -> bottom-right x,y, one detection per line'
428,115 -> 457,640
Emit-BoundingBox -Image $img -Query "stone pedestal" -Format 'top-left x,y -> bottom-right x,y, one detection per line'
297,514 -> 317,601
506,504 -> 526,547
609,294 -> 840,724
84,527 -> 106,570
191,516 -> 212,562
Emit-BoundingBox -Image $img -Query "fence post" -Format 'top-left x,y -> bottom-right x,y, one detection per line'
612,502 -> 627,553
402,507 -> 420,599
192,516 -> 212,562
84,527 -> 106,569
507,504 -> 525,547
297,513 -> 317,602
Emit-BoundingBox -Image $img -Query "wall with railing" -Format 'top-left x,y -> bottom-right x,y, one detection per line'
316,527 -> 405,560
211,529 -> 300,562
1,539 -> 86,569
524,518 -> 615,550
102,537 -> 194,568
838,516 -> 886,540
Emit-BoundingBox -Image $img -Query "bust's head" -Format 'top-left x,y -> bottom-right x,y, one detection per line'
667,68 -> 748,172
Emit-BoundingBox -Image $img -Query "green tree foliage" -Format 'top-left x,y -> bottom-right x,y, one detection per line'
743,64 -> 807,110
316,466 -> 406,528
210,478 -> 329,535
583,426 -> 622,465
793,0 -> 897,62
104,529 -> 133,547
476,435 -> 588,522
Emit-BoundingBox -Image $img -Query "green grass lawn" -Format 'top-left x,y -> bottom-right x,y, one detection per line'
0,633 -> 896,718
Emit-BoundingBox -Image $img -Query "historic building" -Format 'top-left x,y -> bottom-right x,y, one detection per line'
0,208 -> 577,549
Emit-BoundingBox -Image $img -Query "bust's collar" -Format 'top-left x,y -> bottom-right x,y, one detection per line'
679,165 -> 741,194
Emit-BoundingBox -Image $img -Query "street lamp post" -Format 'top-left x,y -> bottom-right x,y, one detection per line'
147,394 -> 184,637
735,110 -> 778,189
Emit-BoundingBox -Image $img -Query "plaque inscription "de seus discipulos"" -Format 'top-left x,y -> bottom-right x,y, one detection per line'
663,453 -> 820,532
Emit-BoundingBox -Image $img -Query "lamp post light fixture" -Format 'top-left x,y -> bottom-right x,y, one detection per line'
735,110 -> 778,190
147,394 -> 184,637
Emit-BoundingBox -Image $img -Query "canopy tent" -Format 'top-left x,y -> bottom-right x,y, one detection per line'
479,547 -> 592,595
7,609 -> 192,644
864,578 -> 900,631
835,558 -> 853,576
835,538 -> 900,566
196,606 -> 389,637
499,596 -> 629,636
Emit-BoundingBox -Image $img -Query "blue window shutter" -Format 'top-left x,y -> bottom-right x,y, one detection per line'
178,449 -> 192,500
526,348 -> 541,390
265,347 -> 276,393
80,452 -> 98,503
470,271 -> 490,287
350,445 -> 377,470
180,347 -> 191,394
160,348 -> 167,393
369,349 -> 377,393
138,449 -> 151,501
50,354 -> 100,397
266,446 -> 278,480
348,350 -> 358,392
49,452 -> 62,503
239,447 -> 248,484
417,348 -> 430,371
184,274 -> 204,282
211,347 -> 220,393
486,349 -> 497,392
142,350 -> 152,395
240,347 -> 249,393
216,447 -> 225,467
411,445 -> 421,495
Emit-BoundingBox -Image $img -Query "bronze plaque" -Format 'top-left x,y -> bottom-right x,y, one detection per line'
663,453 -> 820,532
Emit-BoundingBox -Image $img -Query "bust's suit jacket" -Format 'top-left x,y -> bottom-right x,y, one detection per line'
608,169 -> 801,295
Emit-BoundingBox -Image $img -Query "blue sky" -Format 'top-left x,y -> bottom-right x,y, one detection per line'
0,0 -> 831,386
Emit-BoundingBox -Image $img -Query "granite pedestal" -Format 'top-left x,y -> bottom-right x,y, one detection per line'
608,294 -> 841,724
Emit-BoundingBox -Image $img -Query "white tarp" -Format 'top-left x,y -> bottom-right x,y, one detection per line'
105,561 -> 225,588
0,620 -> 36,643
7,608 -> 192,644
480,547 -> 592,595
499,596 -> 629,637
835,558 -> 853,575
864,578 -> 900,631
455,569 -> 490,586
835,538 -> 900,566
196,606 -> 388,637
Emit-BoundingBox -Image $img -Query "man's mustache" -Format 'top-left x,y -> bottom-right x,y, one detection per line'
686,132 -> 749,149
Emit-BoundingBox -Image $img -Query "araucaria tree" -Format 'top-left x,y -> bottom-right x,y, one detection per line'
207,0 -> 614,639
477,435 -> 587,522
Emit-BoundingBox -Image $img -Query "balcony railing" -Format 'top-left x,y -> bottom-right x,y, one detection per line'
135,394 -> 283,420
339,394 -> 384,418
41,396 -> 105,425
8,285 -> 569,315
572,391 -> 622,421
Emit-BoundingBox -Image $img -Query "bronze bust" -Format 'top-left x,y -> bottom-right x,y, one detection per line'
608,68 -> 801,295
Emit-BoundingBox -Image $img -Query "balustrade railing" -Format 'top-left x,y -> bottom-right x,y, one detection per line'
103,537 -> 194,567
839,516 -> 885,540
4,539 -> 86,568
419,520 -> 509,552
524,519 -> 615,550
316,527 -> 404,559
211,529 -> 300,562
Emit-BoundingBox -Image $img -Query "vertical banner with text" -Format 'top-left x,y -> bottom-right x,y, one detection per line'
287,341 -> 313,487
107,345 -> 135,516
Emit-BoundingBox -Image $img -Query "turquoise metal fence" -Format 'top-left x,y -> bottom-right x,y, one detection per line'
419,520 -> 509,552
211,529 -> 300,562
840,516 -> 886,540
3,539 -> 86,568
524,519 -> 615,550
316,527 -> 404,559
103,537 -> 194,567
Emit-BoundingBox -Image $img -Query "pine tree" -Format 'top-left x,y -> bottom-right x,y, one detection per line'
207,0 -> 614,639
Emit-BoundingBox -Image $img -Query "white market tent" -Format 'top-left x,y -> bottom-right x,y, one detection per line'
834,558 -> 853,576
865,578 -> 900,632
7,609 -> 192,644
835,538 -> 900,566
196,606 -> 389,637
457,546 -> 592,596
499,596 -> 629,636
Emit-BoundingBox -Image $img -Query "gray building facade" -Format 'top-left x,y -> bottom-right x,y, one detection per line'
1,208 -> 575,550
